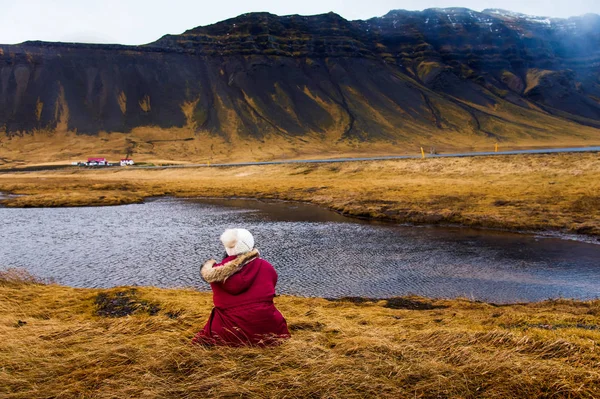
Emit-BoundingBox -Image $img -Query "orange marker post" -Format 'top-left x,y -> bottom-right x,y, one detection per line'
495,143 -> 498,153
421,147 -> 425,159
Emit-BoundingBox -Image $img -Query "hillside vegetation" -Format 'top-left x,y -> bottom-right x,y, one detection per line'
1,269 -> 599,398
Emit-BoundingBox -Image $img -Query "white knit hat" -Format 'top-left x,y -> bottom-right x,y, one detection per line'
220,228 -> 255,256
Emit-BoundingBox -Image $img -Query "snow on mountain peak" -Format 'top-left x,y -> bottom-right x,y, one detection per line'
482,9 -> 553,25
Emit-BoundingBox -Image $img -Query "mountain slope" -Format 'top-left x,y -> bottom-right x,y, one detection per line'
0,8 -> 599,163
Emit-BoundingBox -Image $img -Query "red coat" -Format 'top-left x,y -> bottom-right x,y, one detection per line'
192,249 -> 290,346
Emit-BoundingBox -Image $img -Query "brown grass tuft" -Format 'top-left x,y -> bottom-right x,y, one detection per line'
0,267 -> 54,286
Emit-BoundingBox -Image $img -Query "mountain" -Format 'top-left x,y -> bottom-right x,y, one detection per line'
1,8 -> 599,162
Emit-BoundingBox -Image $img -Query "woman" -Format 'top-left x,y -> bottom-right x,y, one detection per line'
192,228 -> 290,346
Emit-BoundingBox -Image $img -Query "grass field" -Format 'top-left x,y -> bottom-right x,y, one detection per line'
1,269 -> 599,398
0,119 -> 599,167
0,152 -> 599,236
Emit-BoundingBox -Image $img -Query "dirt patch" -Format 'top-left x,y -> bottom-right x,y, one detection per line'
493,199 -> 524,207
326,296 -> 448,310
325,297 -> 379,305
165,310 -> 184,319
384,298 -> 448,310
570,195 -> 600,213
94,289 -> 160,317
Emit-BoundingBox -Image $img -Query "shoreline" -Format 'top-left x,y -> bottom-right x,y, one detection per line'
0,153 -> 598,237
3,195 -> 599,303
2,191 -> 600,242
2,268 -> 600,307
192,196 -> 600,243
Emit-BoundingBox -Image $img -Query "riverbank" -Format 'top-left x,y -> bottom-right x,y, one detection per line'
1,269 -> 598,398
0,152 -> 598,236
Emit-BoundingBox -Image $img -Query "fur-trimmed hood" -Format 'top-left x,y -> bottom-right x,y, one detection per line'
201,249 -> 260,283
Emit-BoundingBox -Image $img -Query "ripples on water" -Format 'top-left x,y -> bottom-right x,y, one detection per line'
0,197 -> 599,303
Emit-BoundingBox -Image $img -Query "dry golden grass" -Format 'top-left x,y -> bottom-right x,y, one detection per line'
1,152 -> 599,236
0,113 -> 598,167
1,269 -> 599,398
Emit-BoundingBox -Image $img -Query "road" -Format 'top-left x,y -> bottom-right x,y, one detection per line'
135,146 -> 600,169
1,146 -> 599,173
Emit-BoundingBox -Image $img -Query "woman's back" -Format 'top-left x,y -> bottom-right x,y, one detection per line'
192,229 -> 290,346
207,253 -> 279,309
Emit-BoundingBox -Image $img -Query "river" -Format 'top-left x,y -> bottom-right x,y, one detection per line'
0,198 -> 598,303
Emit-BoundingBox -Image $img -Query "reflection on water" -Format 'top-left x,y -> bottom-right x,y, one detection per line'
0,198 -> 599,303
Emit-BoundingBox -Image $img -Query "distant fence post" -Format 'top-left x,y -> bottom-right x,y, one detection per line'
495,143 -> 498,153
420,147 -> 425,159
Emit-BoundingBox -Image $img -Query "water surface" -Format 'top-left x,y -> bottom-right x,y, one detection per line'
0,198 -> 599,303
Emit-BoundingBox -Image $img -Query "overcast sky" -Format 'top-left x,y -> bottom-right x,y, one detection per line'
1,0 -> 599,45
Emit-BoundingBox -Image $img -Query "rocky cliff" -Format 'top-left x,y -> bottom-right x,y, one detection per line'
1,8 -> 599,155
